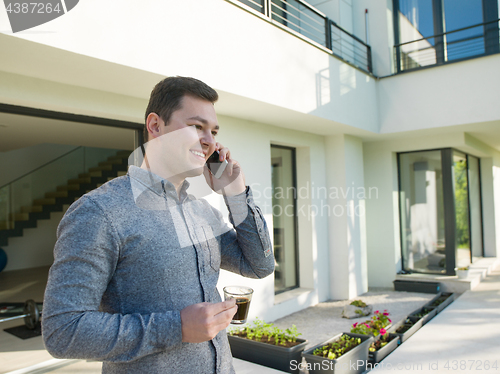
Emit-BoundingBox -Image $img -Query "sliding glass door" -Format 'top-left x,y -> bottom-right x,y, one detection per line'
398,149 -> 483,275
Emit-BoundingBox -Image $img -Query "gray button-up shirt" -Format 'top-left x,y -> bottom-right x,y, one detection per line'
42,165 -> 274,373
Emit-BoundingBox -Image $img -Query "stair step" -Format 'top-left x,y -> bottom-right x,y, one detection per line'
118,171 -> 127,177
0,221 -> 14,230
10,213 -> 29,221
108,156 -> 127,162
69,177 -> 91,184
79,171 -> 102,178
57,184 -> 80,191
46,191 -> 68,198
116,150 -> 131,157
97,184 -> 103,188
20,206 -> 43,213
34,198 -> 56,205
100,159 -> 122,166
89,165 -> 112,172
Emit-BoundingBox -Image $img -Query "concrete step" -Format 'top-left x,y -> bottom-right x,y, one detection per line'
100,159 -> 122,166
57,184 -> 80,191
78,171 -> 102,178
45,191 -> 68,198
34,198 -> 56,205
89,165 -> 112,172
108,155 -> 127,162
20,206 -> 43,213
116,150 -> 131,157
395,257 -> 500,293
0,221 -> 14,230
68,177 -> 91,184
10,213 -> 29,221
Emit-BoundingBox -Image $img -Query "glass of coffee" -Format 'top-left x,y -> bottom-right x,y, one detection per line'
223,286 -> 253,324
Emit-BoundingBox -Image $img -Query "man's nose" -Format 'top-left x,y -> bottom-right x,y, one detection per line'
200,129 -> 215,147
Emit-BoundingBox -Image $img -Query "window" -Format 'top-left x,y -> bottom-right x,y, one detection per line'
394,0 -> 499,71
271,145 -> 298,293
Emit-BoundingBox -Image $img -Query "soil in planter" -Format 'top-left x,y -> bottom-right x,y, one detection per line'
429,294 -> 451,307
396,319 -> 416,334
312,334 -> 362,360
231,331 -> 302,348
369,334 -> 397,352
413,308 -> 434,319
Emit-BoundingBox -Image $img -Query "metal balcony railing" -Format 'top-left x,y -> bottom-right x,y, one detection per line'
395,19 -> 500,73
230,0 -> 373,74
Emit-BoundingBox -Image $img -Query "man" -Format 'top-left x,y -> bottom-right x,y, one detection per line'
42,76 -> 274,373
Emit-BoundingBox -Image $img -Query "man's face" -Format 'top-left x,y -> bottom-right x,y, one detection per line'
147,95 -> 219,180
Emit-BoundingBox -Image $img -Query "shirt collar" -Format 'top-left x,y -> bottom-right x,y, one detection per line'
127,165 -> 190,200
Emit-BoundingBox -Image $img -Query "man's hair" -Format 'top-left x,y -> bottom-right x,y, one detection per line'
144,76 -> 219,142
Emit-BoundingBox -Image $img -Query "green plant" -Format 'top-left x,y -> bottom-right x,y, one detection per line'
414,308 -> 433,318
228,318 -> 302,347
312,334 -> 362,360
456,266 -> 469,271
368,333 -> 395,352
350,300 -> 367,308
395,318 -> 415,334
350,310 -> 391,336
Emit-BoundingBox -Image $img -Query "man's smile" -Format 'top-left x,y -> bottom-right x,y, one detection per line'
190,149 -> 206,160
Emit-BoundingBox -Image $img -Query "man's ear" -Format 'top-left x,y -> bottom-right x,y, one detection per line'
146,113 -> 163,139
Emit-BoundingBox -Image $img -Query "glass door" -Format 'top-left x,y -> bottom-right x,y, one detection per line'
399,150 -> 446,273
398,149 -> 482,274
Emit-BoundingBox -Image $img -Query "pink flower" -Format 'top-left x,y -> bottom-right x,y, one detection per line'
383,312 -> 389,316
388,318 -> 392,323
380,328 -> 387,335
365,323 -> 371,328
375,310 -> 379,314
353,322 -> 358,328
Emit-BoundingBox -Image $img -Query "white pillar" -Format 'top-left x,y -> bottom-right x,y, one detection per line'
325,135 -> 368,300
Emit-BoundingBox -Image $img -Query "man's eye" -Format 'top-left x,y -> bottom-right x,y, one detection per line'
212,132 -> 218,136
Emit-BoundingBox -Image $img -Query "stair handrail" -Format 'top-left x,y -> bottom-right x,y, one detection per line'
0,146 -> 83,190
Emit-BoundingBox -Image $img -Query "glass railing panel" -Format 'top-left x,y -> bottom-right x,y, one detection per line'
1,146 -> 125,232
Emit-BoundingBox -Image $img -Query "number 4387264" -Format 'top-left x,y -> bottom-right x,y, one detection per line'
6,3 -> 62,14
444,360 -> 498,370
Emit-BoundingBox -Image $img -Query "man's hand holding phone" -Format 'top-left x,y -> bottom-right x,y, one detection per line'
204,144 -> 246,196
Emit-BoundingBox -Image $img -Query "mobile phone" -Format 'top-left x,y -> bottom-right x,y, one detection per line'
206,151 -> 228,179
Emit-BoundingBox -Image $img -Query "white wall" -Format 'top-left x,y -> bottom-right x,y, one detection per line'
209,114 -> 330,322
378,54 -> 500,133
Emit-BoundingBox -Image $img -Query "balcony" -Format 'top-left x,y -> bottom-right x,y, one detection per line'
395,19 -> 500,73
227,0 -> 373,74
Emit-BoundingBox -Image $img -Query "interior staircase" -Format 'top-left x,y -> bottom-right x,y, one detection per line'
0,150 -> 131,247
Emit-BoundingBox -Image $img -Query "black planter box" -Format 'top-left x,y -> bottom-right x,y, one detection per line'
228,334 -> 308,374
301,333 -> 373,374
393,280 -> 441,293
409,306 -> 437,325
368,333 -> 400,364
425,292 -> 455,313
388,316 -> 423,343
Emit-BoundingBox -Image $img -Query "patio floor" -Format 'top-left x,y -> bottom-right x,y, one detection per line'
2,259 -> 498,374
